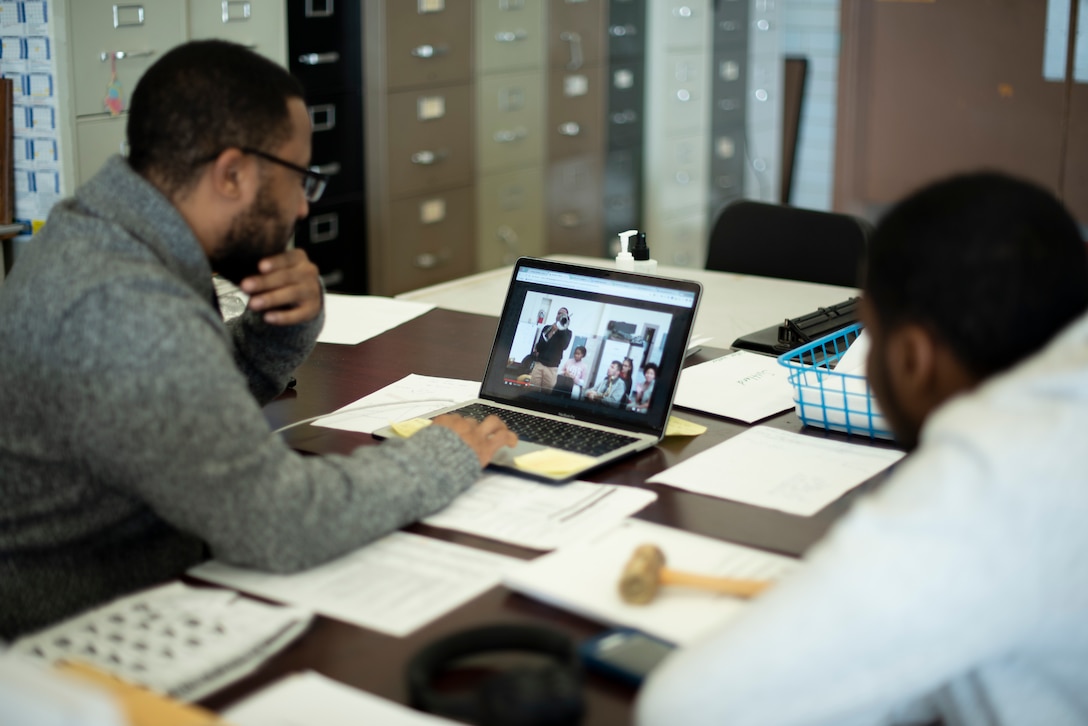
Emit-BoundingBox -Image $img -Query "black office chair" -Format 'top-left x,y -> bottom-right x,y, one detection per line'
705,200 -> 874,288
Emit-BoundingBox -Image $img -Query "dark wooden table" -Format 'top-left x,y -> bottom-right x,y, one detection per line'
200,308 -> 897,722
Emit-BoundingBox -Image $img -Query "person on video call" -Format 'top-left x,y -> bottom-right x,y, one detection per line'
585,360 -> 626,407
559,345 -> 589,389
529,306 -> 573,391
628,363 -> 657,412
0,40 -> 516,640
636,171 -> 1088,726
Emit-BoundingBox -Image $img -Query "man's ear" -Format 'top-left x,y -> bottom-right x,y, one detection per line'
206,148 -> 256,203
888,322 -> 980,422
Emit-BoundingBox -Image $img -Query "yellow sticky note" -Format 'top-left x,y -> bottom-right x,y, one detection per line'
665,415 -> 707,437
390,418 -> 433,438
514,448 -> 596,478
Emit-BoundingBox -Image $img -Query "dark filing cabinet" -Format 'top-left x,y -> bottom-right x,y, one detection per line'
287,0 -> 367,293
603,0 -> 647,255
707,0 -> 749,224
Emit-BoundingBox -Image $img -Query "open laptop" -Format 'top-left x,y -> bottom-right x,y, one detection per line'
374,257 -> 703,482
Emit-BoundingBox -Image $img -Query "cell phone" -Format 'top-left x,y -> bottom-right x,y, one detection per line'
578,628 -> 675,687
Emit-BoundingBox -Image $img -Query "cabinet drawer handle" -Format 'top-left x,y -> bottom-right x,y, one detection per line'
493,127 -> 527,143
609,24 -> 637,37
557,122 -> 581,137
100,50 -> 155,62
495,30 -> 528,43
298,52 -> 340,65
411,150 -> 447,165
414,252 -> 447,269
611,109 -> 638,124
411,44 -> 448,59
560,31 -> 583,71
496,225 -> 519,246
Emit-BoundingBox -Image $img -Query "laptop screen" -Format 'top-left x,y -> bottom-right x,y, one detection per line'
479,258 -> 702,436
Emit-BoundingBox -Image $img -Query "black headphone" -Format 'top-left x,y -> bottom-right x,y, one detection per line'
406,624 -> 584,726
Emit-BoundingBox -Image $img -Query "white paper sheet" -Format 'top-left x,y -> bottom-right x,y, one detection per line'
503,519 -> 801,646
225,671 -> 458,726
648,426 -> 905,516
673,350 -> 794,423
317,295 -> 435,345
189,532 -> 521,637
423,473 -> 658,550
312,374 -> 480,434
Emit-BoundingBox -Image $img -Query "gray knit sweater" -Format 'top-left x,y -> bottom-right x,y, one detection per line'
0,157 -> 481,639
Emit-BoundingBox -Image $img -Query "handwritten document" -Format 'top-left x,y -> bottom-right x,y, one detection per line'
504,518 -> 801,646
318,295 -> 435,345
648,426 -> 905,516
190,532 -> 521,637
673,350 -> 793,423
226,670 -> 459,726
312,374 -> 480,434
424,474 -> 658,550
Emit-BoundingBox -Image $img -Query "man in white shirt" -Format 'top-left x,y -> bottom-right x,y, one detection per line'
636,172 -> 1088,726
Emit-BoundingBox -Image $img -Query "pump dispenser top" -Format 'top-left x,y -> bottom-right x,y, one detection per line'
630,231 -> 657,274
615,229 -> 637,271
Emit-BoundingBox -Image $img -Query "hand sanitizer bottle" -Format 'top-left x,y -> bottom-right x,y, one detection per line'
615,229 -> 636,271
631,232 -> 658,274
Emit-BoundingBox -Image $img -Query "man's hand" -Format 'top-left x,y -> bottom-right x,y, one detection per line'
432,414 -> 518,467
240,248 -> 323,326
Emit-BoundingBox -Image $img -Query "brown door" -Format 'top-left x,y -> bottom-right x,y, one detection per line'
835,0 -> 1071,220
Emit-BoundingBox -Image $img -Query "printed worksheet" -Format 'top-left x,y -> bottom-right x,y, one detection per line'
648,426 -> 904,516
190,532 -> 520,637
311,374 -> 479,434
424,473 -> 657,550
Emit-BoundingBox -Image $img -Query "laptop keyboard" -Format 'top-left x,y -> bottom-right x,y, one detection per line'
448,403 -> 639,457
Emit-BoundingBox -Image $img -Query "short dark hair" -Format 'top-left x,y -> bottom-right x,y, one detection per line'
574,346 -> 587,356
642,363 -> 659,375
864,171 -> 1088,378
127,40 -> 306,195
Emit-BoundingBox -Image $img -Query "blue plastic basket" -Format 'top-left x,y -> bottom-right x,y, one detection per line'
776,323 -> 895,440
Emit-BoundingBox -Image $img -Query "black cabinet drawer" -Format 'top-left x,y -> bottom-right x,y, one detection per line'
287,0 -> 362,92
294,196 -> 368,293
608,0 -> 646,60
307,90 -> 364,199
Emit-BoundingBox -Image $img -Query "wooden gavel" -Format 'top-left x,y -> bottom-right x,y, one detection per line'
617,544 -> 773,605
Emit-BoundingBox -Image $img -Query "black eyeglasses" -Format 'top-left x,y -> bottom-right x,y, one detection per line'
239,147 -> 329,203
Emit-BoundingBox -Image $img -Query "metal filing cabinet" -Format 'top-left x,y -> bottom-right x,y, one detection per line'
475,0 -> 545,271
707,0 -> 749,222
67,1 -> 287,188
545,0 -> 606,257
287,0 -> 366,292
69,1 -> 186,186
603,0 -> 646,254
366,0 -> 475,295
644,0 -> 712,266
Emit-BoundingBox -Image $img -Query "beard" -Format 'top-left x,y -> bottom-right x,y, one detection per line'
210,182 -> 294,285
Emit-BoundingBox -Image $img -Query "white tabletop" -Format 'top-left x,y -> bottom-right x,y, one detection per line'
396,255 -> 858,349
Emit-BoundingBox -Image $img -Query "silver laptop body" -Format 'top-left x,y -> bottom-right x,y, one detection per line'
375,257 -> 702,482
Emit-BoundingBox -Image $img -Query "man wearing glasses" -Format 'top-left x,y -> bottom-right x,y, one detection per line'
0,40 -> 515,639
